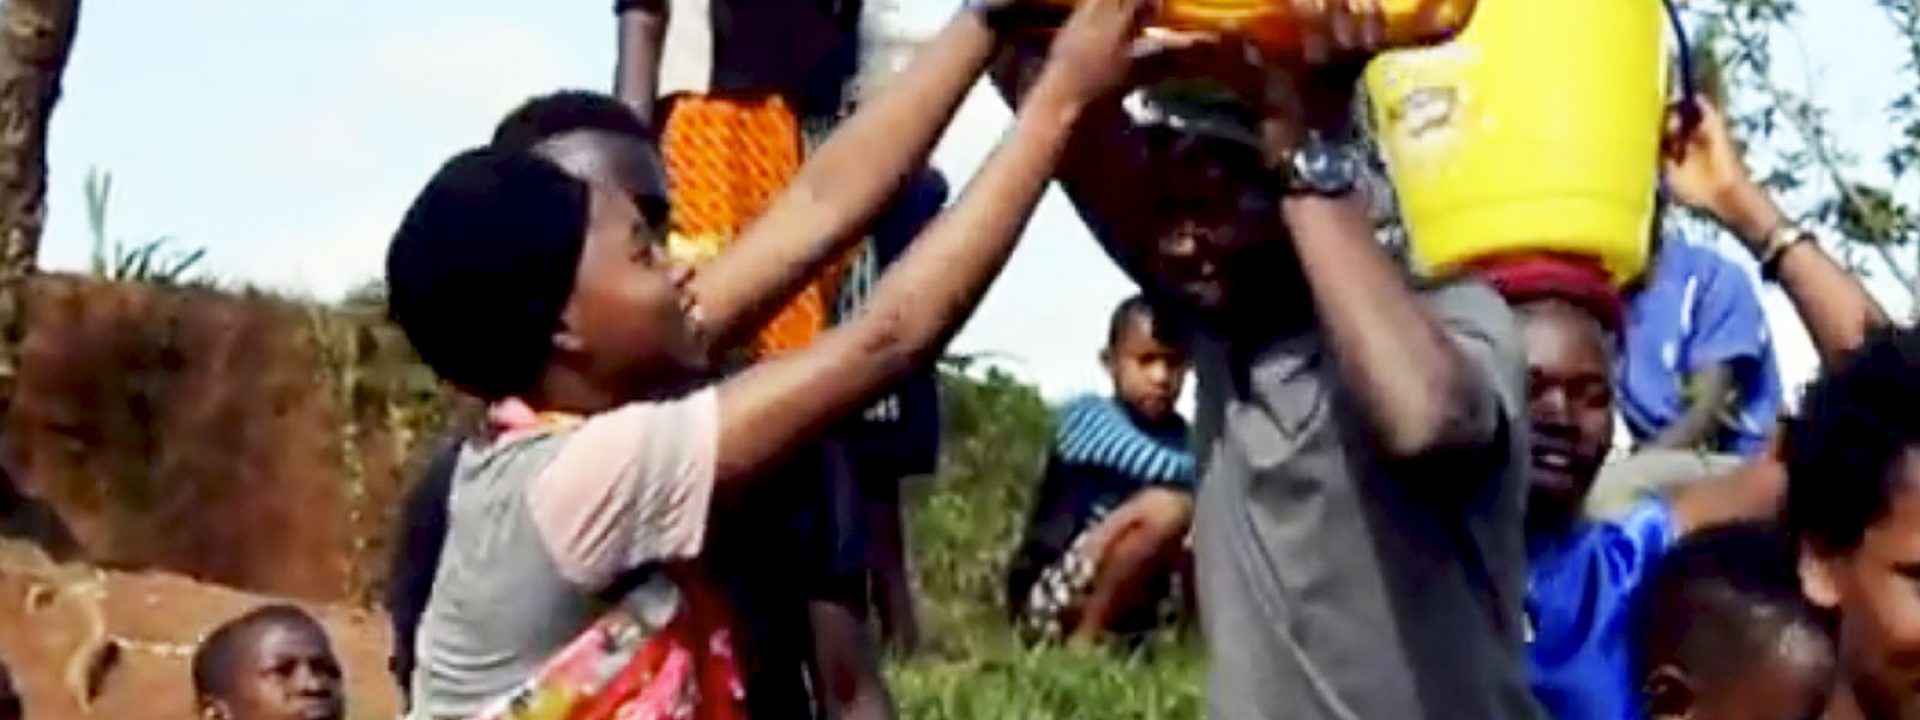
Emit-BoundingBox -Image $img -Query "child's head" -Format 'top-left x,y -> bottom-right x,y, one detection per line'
1514,296 -> 1618,528
387,115 -> 697,408
1785,328 -> 1920,719
191,605 -> 344,720
1102,295 -> 1188,423
1638,522 -> 1835,720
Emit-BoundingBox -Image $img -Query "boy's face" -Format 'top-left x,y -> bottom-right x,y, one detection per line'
539,133 -> 705,394
203,621 -> 343,720
1520,306 -> 1615,525
1105,311 -> 1188,423
1803,451 -> 1920,720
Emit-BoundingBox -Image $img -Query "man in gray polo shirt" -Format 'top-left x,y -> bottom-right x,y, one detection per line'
993,26 -> 1541,720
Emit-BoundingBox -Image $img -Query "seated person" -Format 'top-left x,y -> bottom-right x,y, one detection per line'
1620,221 -> 1783,456
1007,295 -> 1193,643
191,605 -> 345,720
391,3 -> 1149,716
1636,521 -> 1836,720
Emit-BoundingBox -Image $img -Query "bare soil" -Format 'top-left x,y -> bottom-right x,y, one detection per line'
0,540 -> 401,720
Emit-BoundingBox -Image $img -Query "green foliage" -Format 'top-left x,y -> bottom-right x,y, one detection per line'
888,358 -> 1206,718
1696,0 -> 1920,293
84,168 -> 208,285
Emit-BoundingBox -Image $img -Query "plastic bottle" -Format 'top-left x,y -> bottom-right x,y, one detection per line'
1036,0 -> 1478,52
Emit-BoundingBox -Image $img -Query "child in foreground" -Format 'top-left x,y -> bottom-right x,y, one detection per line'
191,605 -> 346,720
387,1 -> 1155,717
1636,522 -> 1835,720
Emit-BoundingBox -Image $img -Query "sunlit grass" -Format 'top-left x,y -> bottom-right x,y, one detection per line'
885,366 -> 1205,719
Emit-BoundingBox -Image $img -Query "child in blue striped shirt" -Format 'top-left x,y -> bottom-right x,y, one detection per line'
1007,295 -> 1195,644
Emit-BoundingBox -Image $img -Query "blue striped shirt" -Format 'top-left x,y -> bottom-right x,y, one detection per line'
1054,395 -> 1194,489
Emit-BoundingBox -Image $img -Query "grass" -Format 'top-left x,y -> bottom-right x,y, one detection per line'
884,363 -> 1206,719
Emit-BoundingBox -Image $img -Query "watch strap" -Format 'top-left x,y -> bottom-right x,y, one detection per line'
1759,222 -> 1812,281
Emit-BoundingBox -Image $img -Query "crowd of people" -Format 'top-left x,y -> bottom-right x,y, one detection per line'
9,0 -> 1920,718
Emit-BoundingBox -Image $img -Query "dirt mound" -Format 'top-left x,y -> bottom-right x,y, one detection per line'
0,540 -> 401,720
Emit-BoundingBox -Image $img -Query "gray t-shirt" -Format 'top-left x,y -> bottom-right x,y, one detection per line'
1192,281 -> 1542,720
409,392 -> 718,719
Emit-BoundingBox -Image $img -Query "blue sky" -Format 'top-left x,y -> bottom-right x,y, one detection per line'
38,0 -> 1915,401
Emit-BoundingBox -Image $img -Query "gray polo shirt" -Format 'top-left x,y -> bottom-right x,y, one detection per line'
1192,281 -> 1542,720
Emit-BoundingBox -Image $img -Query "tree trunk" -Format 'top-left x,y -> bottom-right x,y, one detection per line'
0,0 -> 81,422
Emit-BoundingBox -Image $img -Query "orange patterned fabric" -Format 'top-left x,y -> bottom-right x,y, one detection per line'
662,94 -> 850,357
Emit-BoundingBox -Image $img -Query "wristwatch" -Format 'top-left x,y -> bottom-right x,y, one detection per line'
1758,221 -> 1814,281
1280,132 -> 1363,196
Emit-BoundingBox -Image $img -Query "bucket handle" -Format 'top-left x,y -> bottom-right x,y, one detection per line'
1664,0 -> 1703,136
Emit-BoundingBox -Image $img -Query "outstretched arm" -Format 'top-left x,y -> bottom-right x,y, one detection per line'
1656,99 -> 1892,531
988,38 -> 1168,290
1666,100 -> 1890,363
710,0 -> 1153,490
687,11 -> 1000,356
1268,9 -> 1509,463
613,0 -> 667,125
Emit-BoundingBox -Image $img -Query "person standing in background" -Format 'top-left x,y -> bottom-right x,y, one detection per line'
1618,222 -> 1784,456
614,4 -> 886,716
831,168 -> 951,653
614,0 -> 863,357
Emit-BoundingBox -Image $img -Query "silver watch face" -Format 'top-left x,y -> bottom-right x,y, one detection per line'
1291,140 -> 1360,195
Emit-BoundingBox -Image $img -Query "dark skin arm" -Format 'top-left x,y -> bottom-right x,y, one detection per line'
1644,363 -> 1737,451
686,13 -> 1000,358
613,1 -> 667,125
1658,99 -> 1890,532
1262,6 -> 1503,460
1284,192 -> 1503,459
1665,100 -> 1890,363
988,40 -> 1164,289
711,0 -> 1153,489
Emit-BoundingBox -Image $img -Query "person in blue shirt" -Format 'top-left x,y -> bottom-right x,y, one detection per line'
1620,223 -> 1783,456
1006,294 -> 1195,644
1481,99 -> 1873,720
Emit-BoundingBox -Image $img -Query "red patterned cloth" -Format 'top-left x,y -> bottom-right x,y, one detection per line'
1467,253 -> 1625,333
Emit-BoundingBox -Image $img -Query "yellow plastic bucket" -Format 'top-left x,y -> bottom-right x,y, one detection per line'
1365,0 -> 1687,285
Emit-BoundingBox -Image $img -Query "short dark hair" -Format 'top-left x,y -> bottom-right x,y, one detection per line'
492,90 -> 652,151
387,147 -> 589,400
1636,522 -> 1832,685
1783,327 -> 1920,555
1106,295 -> 1155,348
192,604 -> 328,702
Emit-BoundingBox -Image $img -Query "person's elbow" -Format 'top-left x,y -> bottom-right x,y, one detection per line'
1378,360 -> 1502,461
845,305 -> 928,382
